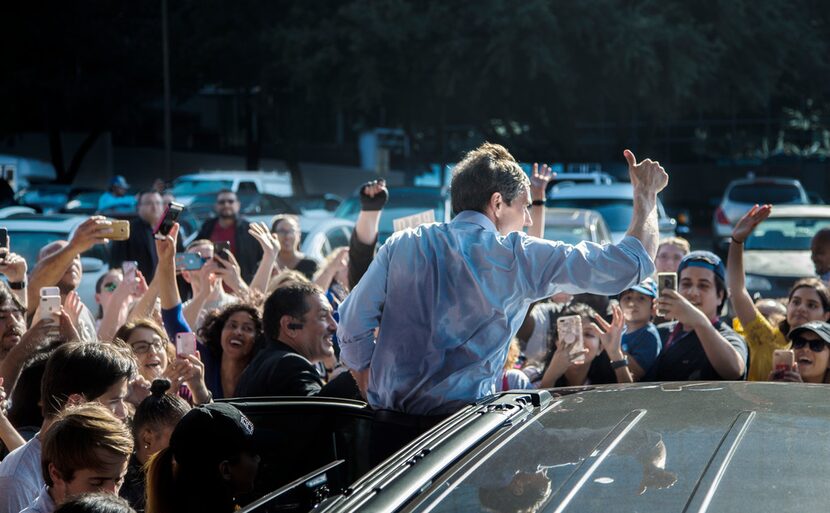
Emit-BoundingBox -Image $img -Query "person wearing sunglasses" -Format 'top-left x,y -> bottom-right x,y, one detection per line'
770,321 -> 830,383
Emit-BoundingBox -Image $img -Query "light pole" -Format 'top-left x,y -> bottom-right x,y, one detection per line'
161,0 -> 172,180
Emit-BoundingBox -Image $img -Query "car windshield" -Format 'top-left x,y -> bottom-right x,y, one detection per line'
170,179 -> 233,196
745,217 -> 830,250
728,183 -> 805,204
543,226 -> 592,245
8,231 -> 66,264
546,199 -> 632,232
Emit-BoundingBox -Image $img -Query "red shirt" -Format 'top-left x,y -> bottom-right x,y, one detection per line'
210,221 -> 237,255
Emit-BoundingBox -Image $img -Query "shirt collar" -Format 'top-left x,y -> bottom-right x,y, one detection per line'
451,210 -> 498,233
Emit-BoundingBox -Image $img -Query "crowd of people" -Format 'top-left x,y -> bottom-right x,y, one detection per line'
0,142 -> 827,512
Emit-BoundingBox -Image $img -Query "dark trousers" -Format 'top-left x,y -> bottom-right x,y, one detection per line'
370,410 -> 449,466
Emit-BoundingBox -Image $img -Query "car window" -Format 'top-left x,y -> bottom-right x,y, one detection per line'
8,231 -> 66,266
170,179 -> 233,196
238,181 -> 259,194
543,226 -> 592,245
326,227 -> 350,250
728,183 -> 805,204
547,199 -> 633,232
745,217 -> 830,250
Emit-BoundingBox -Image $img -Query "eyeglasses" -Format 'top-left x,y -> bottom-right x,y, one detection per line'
130,340 -> 167,355
791,336 -> 828,352
217,199 -> 237,205
102,282 -> 118,292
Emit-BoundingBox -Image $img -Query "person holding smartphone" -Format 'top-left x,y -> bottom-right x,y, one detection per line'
647,251 -> 748,381
769,321 -> 830,383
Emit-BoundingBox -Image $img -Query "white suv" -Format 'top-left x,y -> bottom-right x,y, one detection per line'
712,177 -> 809,245
170,171 -> 293,206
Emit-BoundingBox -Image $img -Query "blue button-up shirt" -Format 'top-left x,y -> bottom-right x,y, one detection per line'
337,211 -> 654,415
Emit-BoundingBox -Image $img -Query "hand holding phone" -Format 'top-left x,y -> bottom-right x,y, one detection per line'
39,287 -> 62,334
773,349 -> 795,373
0,228 -> 8,261
175,253 -> 206,271
213,241 -> 231,268
657,272 -> 677,317
109,220 -> 130,241
176,332 -> 197,356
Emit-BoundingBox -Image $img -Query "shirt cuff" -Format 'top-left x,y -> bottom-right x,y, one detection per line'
337,329 -> 376,371
617,235 -> 656,282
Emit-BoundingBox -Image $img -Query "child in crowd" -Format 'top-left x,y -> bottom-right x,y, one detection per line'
615,279 -> 662,381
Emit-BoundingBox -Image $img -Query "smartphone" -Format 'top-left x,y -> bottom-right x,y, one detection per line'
0,228 -> 8,261
154,201 -> 184,239
557,315 -> 585,363
39,287 -> 61,332
176,332 -> 197,356
213,241 -> 230,267
122,261 -> 138,284
109,220 -> 130,241
773,349 -> 795,374
657,272 -> 678,317
175,252 -> 206,271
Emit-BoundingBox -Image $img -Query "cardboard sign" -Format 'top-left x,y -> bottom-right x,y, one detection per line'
392,209 -> 436,232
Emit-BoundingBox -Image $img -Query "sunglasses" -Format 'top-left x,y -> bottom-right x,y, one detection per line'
791,336 -> 828,352
217,199 -> 237,204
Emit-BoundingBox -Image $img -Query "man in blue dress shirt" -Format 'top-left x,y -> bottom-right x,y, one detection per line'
338,143 -> 668,459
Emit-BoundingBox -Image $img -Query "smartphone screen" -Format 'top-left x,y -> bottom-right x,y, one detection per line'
176,332 -> 197,356
557,315 -> 585,363
122,261 -> 138,282
175,253 -> 205,271
773,349 -> 794,374
657,272 -> 677,317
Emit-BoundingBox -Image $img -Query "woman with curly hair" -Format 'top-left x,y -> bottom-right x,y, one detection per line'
197,303 -> 263,399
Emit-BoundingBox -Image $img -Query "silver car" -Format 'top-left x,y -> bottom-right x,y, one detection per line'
542,208 -> 613,245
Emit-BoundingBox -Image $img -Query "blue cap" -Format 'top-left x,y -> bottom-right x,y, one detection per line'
110,175 -> 129,189
624,278 -> 658,299
677,250 -> 725,283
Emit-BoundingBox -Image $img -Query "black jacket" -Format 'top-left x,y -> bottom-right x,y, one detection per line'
196,216 -> 263,283
109,218 -> 184,283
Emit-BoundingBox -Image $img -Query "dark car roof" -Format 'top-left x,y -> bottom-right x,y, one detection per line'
318,382 -> 830,512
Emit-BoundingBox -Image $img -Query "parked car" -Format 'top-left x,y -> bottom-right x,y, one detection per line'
542,208 -> 613,245
713,177 -> 809,248
296,218 -> 354,262
335,187 -> 451,244
546,183 -> 677,243
230,381 -> 830,512
170,171 -> 293,206
0,213 -> 110,307
62,189 -> 105,214
742,205 -> 830,298
16,185 -> 103,214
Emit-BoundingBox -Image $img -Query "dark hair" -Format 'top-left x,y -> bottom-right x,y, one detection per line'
40,342 -> 136,418
449,142 -> 529,215
0,280 -> 25,315
263,283 -> 322,341
42,403 -> 133,488
270,214 -> 299,234
197,303 -> 263,361
779,278 -> 830,335
8,346 -> 57,431
55,493 -> 136,513
215,189 -> 236,199
133,379 -> 190,441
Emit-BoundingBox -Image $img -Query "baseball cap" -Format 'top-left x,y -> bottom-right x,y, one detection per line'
788,321 -> 830,344
168,402 -> 256,466
677,250 -> 725,283
623,278 -> 657,299
110,175 -> 129,189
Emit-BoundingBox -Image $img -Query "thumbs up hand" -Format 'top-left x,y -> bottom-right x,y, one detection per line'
623,149 -> 668,195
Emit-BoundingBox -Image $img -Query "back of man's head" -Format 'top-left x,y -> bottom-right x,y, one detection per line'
41,342 -> 136,419
263,283 -> 321,341
41,403 -> 133,489
38,240 -> 69,262
450,142 -> 529,215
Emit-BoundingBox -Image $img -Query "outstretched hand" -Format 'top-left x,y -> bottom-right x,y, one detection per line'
732,204 -> 772,243
530,163 -> 554,201
624,150 -> 668,196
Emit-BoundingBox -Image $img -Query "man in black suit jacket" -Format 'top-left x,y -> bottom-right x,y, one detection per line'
236,283 -> 357,398
195,190 -> 263,284
110,190 -> 183,282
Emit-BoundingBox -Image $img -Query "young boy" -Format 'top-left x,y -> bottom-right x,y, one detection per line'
617,278 -> 662,380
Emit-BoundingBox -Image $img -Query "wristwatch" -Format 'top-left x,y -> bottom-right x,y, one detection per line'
531,199 -> 545,206
7,280 -> 26,290
610,357 -> 629,369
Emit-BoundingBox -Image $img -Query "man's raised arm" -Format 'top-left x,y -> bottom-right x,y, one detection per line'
623,149 -> 668,260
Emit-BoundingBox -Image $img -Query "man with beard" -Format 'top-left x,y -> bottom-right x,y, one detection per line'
110,190 -> 184,283
27,216 -> 114,341
0,282 -> 26,363
196,190 -> 262,284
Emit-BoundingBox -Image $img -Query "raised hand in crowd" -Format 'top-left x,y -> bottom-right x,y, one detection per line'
538,331 -> 589,389
589,305 -> 633,383
155,222 -> 181,310
248,221 -> 280,295
0,248 -> 27,308
165,351 -> 211,404
213,246 -> 249,296
768,363 -> 803,383
183,260 -> 223,330
527,163 -> 553,239
350,178 -> 389,288
315,247 -> 349,292
622,150 -> 670,258
732,204 -> 772,244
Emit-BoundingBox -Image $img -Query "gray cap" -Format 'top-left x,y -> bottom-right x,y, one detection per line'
788,321 -> 830,344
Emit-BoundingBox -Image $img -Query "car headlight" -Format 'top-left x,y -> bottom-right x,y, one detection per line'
745,274 -> 772,291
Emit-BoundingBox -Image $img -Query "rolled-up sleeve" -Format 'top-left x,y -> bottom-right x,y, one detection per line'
519,235 -> 655,300
337,242 -> 390,370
